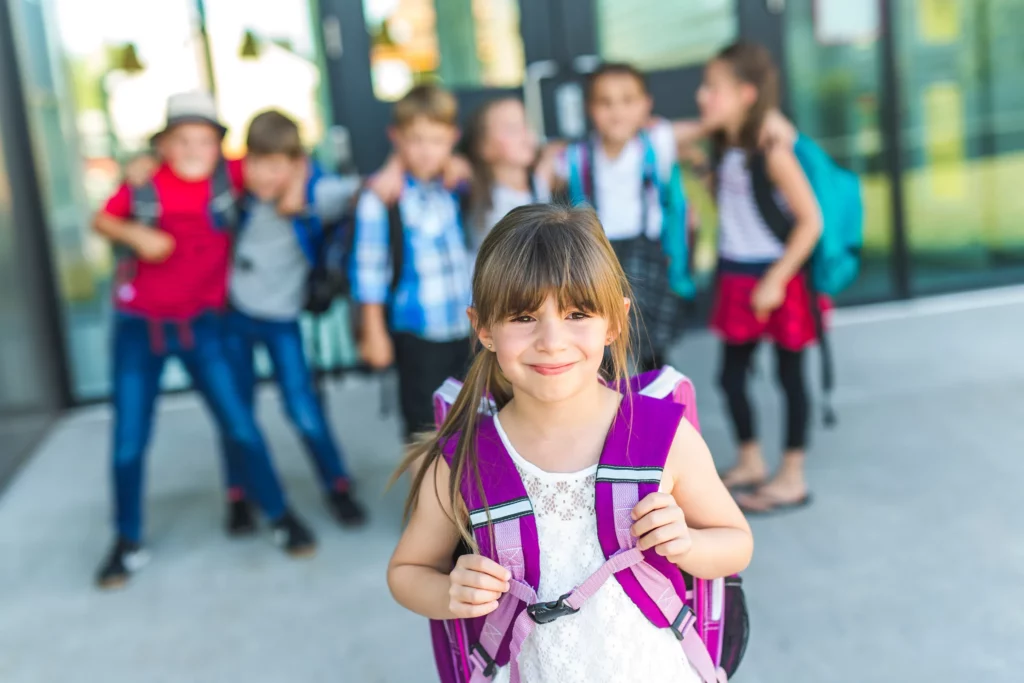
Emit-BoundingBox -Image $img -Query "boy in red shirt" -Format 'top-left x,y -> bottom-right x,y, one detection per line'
92,92 -> 315,589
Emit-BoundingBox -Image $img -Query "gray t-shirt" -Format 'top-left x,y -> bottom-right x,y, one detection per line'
230,175 -> 360,320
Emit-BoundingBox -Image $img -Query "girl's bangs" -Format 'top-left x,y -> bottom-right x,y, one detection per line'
481,224 -> 622,325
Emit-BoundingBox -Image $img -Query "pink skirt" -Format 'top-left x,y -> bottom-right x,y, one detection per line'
710,271 -> 828,351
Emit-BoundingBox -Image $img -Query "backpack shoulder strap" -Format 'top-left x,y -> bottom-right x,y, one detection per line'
439,413 -> 541,674
593,394 -> 722,683
387,201 -> 404,293
209,158 -> 240,231
749,151 -> 793,244
130,181 -> 160,228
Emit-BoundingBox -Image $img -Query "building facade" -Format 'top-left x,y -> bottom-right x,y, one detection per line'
1,0 -> 1022,472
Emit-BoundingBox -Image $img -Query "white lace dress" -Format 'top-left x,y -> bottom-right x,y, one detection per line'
491,416 -> 701,683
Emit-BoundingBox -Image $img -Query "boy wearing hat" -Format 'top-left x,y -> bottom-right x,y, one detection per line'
92,91 -> 315,590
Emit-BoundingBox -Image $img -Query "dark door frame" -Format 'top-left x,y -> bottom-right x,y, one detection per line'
0,0 -> 73,411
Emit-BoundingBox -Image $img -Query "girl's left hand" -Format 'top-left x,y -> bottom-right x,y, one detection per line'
751,274 -> 786,322
631,492 -> 693,564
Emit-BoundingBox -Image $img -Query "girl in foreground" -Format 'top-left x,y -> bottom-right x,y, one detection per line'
387,204 -> 752,682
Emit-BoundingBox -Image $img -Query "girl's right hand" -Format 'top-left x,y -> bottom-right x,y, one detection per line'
448,554 -> 511,619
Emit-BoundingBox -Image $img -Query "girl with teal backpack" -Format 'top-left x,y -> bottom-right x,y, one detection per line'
560,63 -> 692,373
697,42 -> 863,515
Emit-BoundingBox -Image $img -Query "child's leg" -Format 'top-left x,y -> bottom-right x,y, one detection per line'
393,333 -> 446,443
180,317 -> 289,523
110,316 -> 166,543
218,312 -> 256,501
263,318 -> 351,490
717,341 -> 767,488
735,344 -> 811,512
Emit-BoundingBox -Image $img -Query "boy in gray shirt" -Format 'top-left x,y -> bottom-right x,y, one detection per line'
223,110 -> 366,531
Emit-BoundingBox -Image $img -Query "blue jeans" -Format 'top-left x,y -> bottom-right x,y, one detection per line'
111,313 -> 288,543
221,310 -> 350,495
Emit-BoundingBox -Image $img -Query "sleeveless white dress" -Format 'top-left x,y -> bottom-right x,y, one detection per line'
491,415 -> 701,683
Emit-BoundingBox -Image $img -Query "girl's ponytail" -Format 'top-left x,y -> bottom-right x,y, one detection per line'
395,342 -> 508,549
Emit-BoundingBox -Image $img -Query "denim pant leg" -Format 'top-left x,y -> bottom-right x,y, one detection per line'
219,312 -> 257,496
111,316 -> 166,543
179,316 -> 288,521
263,319 -> 350,487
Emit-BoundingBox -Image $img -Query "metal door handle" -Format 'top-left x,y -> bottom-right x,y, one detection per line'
524,60 -> 559,140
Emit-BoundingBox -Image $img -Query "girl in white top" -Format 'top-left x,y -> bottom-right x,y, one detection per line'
462,98 -> 553,255
388,204 -> 752,683
554,63 -> 688,373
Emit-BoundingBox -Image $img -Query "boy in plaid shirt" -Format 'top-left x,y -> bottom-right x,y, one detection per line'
351,85 -> 473,440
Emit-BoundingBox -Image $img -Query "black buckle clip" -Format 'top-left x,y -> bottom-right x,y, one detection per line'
470,643 -> 497,678
670,605 -> 694,641
526,592 -> 579,625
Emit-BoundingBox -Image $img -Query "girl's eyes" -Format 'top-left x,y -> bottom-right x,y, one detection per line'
509,311 -> 590,323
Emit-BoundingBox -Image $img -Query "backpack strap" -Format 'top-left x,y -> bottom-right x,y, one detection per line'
593,394 -> 723,683
441,418 -> 541,681
209,159 -> 240,232
130,181 -> 161,228
749,152 -> 837,426
387,202 -> 404,294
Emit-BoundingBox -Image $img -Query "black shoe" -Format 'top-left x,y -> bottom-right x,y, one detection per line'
96,538 -> 149,590
272,511 -> 317,558
226,499 -> 257,537
327,489 -> 367,527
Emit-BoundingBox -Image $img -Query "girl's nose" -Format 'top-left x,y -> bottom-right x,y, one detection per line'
535,317 -> 568,352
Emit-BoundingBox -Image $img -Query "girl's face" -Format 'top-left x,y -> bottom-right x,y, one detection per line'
697,59 -> 754,133
477,294 -> 624,405
480,100 -> 538,169
588,73 -> 652,146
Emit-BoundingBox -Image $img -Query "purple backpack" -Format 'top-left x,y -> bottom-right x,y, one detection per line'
430,366 -> 749,683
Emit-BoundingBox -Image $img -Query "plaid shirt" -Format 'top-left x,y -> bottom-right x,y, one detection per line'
351,178 -> 473,342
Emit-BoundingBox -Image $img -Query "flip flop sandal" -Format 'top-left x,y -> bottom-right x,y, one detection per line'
718,471 -> 767,494
736,491 -> 813,516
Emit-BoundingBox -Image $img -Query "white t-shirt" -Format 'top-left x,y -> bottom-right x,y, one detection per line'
471,175 -> 552,253
557,119 -> 677,241
716,148 -> 787,263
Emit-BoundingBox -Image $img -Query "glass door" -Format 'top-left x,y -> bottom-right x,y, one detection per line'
320,0 -> 549,172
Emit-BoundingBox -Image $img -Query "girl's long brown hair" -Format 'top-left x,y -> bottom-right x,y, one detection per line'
710,41 -> 779,163
393,204 -> 633,548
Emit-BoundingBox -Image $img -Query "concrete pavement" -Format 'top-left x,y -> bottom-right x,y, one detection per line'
2,290 -> 1023,682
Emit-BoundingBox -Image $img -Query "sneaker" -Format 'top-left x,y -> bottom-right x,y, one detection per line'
272,511 -> 317,558
327,489 -> 367,527
96,538 -> 150,590
226,499 -> 257,537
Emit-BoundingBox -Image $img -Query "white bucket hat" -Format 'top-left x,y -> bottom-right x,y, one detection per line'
151,91 -> 228,143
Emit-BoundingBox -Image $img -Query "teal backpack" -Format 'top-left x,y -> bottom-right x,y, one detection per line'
750,133 -> 863,297
565,130 -> 694,299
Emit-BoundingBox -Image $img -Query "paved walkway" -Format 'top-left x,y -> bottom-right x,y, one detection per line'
2,289 -> 1023,682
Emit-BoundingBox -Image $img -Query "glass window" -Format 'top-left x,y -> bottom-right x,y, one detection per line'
597,0 -> 737,72
203,0 -> 329,156
363,0 -> 525,101
896,0 -> 1024,294
784,0 -> 893,302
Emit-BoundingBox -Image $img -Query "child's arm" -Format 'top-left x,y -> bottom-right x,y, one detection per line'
351,191 -> 396,369
751,144 -> 821,321
92,186 -> 175,263
631,418 -> 753,579
388,458 -> 511,620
